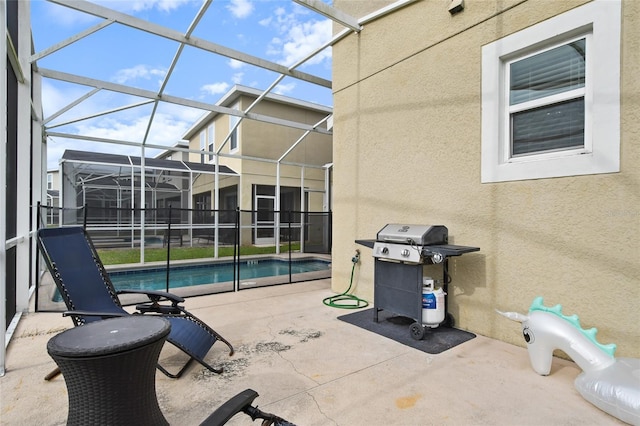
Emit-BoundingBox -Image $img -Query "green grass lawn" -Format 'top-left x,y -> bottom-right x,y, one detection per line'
98,243 -> 301,265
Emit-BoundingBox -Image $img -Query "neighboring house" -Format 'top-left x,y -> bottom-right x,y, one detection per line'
182,85 -> 333,246
46,169 -> 60,205
44,169 -> 60,225
332,0 -> 639,356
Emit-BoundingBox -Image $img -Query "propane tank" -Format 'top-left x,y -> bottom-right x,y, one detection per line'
422,277 -> 445,328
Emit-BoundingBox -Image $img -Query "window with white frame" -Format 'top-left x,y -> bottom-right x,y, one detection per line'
229,106 -> 240,153
481,0 -> 620,183
47,173 -> 53,190
199,131 -> 206,164
207,124 -> 215,161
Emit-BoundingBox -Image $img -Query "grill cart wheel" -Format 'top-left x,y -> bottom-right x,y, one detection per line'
410,322 -> 426,340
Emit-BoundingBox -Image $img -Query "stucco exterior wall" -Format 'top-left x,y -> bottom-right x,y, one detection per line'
332,0 -> 639,356
242,99 -> 332,166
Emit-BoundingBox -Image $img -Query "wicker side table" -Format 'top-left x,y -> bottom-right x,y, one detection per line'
47,316 -> 171,426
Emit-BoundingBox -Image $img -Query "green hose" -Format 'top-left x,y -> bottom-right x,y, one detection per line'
323,253 -> 369,309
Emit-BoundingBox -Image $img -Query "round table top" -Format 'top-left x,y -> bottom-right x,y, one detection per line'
47,316 -> 170,358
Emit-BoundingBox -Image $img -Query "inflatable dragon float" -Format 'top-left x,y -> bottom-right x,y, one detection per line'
497,297 -> 639,425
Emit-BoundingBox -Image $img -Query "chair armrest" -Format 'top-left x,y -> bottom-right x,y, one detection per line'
199,389 -> 259,426
135,304 -> 182,315
118,289 -> 185,315
117,289 -> 185,304
63,311 -> 127,319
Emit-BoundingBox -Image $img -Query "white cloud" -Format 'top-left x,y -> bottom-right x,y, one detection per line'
40,2 -> 98,28
112,65 -> 167,85
264,8 -> 332,67
274,7 -> 286,19
76,110 -> 192,145
125,0 -> 195,13
77,117 -> 147,142
41,80 -> 84,120
42,79 -> 204,169
227,0 -> 254,19
46,107 -> 201,169
228,59 -> 244,69
273,82 -> 296,95
232,73 -> 244,84
280,19 -> 332,66
258,16 -> 272,26
201,82 -> 230,96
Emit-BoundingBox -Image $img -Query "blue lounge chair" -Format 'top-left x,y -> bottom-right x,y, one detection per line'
37,226 -> 234,379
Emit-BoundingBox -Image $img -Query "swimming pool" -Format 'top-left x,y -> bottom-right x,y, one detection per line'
110,258 -> 331,292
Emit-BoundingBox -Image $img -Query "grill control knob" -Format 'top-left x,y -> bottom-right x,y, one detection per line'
381,247 -> 389,255
401,249 -> 410,257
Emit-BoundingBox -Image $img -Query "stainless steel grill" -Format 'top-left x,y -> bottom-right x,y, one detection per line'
356,224 -> 480,340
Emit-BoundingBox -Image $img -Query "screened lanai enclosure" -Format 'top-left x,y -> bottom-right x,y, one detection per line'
34,0 -> 342,259
2,0 -> 420,374
57,150 -> 238,224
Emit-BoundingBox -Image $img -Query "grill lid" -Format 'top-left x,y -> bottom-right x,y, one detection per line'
376,224 -> 448,245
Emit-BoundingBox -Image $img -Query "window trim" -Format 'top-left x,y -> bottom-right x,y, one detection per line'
229,113 -> 239,154
199,131 -> 206,164
207,124 -> 215,161
481,0 -> 620,183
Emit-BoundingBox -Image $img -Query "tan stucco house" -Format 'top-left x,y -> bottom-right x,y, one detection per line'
182,85 -> 333,246
331,0 -> 638,356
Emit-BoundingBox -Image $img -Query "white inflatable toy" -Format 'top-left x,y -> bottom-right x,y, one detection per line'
497,297 -> 640,425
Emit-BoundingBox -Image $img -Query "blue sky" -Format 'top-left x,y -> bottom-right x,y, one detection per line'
30,0 -> 334,169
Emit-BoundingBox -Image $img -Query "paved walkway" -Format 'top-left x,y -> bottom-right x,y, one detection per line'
0,279 -> 623,425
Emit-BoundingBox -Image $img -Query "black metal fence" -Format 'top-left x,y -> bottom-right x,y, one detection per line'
36,204 -> 331,312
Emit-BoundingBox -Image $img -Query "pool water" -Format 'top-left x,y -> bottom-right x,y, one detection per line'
110,259 -> 330,291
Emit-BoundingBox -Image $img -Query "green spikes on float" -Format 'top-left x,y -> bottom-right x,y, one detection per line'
529,296 -> 617,357
585,327 -> 598,340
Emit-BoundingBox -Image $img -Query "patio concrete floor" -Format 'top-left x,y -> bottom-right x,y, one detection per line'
0,279 -> 624,425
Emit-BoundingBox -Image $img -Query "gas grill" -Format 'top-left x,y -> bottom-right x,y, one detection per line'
356,224 -> 480,340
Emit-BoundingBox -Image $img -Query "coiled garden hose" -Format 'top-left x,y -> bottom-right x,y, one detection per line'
322,251 -> 369,309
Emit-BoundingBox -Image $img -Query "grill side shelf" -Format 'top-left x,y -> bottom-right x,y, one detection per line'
422,244 -> 480,257
355,240 -> 480,257
355,239 -> 375,249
